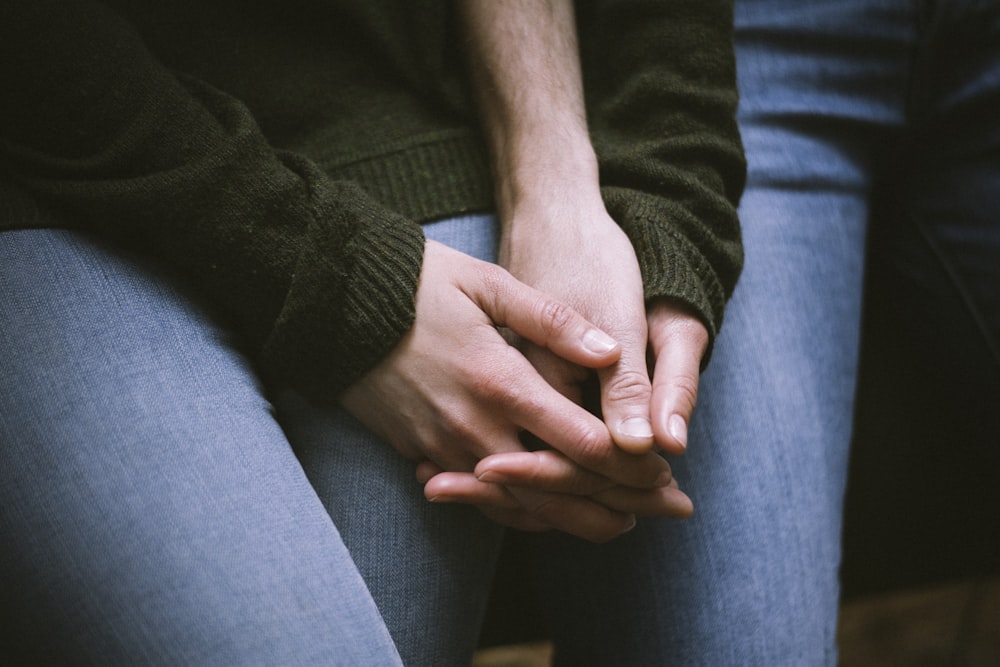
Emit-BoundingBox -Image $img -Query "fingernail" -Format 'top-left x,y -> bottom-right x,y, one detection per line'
476,470 -> 504,483
620,416 -> 653,439
669,414 -> 688,449
582,329 -> 617,354
623,515 -> 637,533
655,470 -> 672,487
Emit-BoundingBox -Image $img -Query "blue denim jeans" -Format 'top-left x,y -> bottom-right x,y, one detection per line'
0,218 -> 503,666
3,2 -> 998,665
508,1 -> 1000,666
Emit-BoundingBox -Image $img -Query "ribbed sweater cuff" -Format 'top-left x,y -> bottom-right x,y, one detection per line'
260,188 -> 425,403
604,188 -> 741,366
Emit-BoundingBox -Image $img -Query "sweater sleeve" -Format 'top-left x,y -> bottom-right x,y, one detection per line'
577,0 -> 746,362
0,0 -> 425,404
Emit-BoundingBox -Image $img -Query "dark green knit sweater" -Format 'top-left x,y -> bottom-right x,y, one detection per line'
0,0 -> 744,405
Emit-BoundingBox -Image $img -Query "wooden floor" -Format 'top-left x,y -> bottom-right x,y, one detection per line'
472,576 -> 1000,666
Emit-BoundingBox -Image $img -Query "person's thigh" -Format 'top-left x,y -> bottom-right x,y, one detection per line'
0,229 -> 402,666
842,0 -> 1000,591
525,2 -> 915,664
277,213 -> 506,667
899,0 -> 1000,361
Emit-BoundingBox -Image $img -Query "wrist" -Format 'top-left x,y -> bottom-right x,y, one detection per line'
493,138 -> 603,223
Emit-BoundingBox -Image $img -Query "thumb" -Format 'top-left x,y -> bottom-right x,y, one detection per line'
472,263 -> 622,369
647,300 -> 708,456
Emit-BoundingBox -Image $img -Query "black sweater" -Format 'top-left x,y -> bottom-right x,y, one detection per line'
0,0 -> 745,405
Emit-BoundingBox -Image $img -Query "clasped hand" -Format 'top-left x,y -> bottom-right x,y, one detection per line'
341,239 -> 701,542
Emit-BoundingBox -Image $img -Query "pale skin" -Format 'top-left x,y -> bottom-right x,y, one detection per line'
424,0 -> 708,508
341,242 -> 691,542
341,0 -> 707,541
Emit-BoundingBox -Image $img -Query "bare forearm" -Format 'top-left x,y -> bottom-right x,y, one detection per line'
433,0 -> 707,528
457,0 -> 600,216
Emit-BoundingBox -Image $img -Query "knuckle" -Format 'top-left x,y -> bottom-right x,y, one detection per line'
478,263 -> 510,294
430,405 -> 492,462
667,311 -> 709,339
649,306 -> 710,354
683,318 -> 711,349
467,372 -> 504,404
566,424 -> 613,465
477,264 -> 516,313
438,411 -> 475,443
664,372 -> 700,410
674,321 -> 710,357
463,359 -> 517,404
603,368 -> 652,404
537,299 -> 576,337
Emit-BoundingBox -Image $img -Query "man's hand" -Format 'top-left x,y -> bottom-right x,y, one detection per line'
647,297 -> 708,454
459,0 -> 663,453
499,194 -> 659,454
424,0 -> 708,535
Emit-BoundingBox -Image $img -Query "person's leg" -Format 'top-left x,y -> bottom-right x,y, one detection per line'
524,2 -> 914,664
843,0 -> 1000,592
899,0 -> 1000,362
0,229 -> 402,666
277,213 -> 506,667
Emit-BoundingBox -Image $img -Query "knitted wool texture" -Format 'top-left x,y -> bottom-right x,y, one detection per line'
0,0 -> 744,404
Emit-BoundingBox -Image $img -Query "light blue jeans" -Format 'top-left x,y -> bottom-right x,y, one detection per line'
514,1 -> 1000,666
0,218 -> 503,666
3,2 -> 999,665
